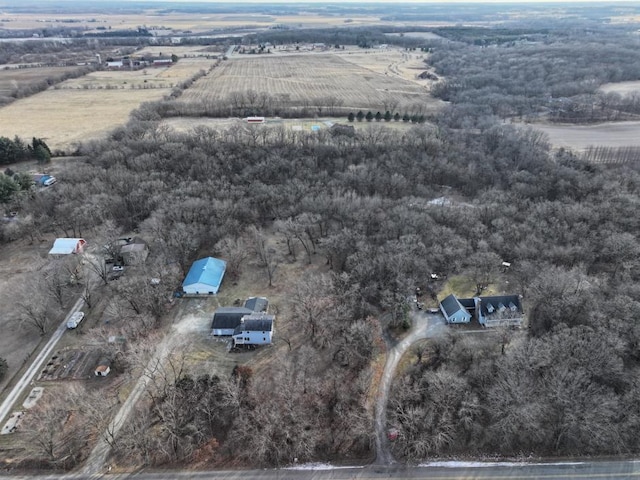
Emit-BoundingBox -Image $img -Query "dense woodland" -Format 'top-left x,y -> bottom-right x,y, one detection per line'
4,16 -> 640,468
429,27 -> 640,123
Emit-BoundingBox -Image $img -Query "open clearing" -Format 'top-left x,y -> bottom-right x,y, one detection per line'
529,121 -> 640,152
162,116 -> 428,134
334,48 -> 439,86
599,80 -> 640,95
183,54 -> 438,112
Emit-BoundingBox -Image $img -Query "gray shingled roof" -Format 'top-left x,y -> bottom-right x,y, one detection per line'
244,296 -> 269,313
440,294 -> 467,317
233,314 -> 274,335
478,295 -> 522,317
211,307 -> 253,330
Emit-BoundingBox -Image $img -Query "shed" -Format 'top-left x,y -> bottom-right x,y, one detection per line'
120,242 -> 149,265
211,307 -> 253,336
244,296 -> 269,313
49,238 -> 86,255
439,294 -> 472,324
94,358 -> 111,377
182,257 -> 226,295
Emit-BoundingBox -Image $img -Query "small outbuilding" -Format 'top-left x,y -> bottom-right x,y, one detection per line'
94,358 -> 111,377
182,257 -> 226,295
120,241 -> 149,265
244,296 -> 269,313
49,238 -> 86,255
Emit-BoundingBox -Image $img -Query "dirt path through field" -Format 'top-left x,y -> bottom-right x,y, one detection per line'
374,310 -> 446,465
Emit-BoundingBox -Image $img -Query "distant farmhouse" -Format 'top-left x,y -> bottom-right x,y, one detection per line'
104,55 -> 174,70
440,293 -> 524,328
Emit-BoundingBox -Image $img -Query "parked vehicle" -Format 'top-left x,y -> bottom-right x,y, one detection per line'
112,265 -> 124,272
66,311 -> 85,329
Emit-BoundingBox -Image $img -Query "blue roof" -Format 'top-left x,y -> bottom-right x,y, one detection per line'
182,257 -> 226,293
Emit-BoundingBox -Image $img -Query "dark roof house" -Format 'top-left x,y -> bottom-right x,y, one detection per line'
477,295 -> 523,327
439,294 -> 472,324
211,307 -> 253,336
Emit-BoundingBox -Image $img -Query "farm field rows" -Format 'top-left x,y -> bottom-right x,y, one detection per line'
181,54 -> 437,112
529,120 -> 640,152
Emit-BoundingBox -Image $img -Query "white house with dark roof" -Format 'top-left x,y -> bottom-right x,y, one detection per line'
439,294 -> 472,323
439,294 -> 524,327
211,307 -> 253,336
232,313 -> 274,346
476,295 -> 523,327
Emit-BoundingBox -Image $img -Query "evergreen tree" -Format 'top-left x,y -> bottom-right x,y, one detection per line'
375,111 -> 382,122
348,112 -> 355,122
394,113 -> 401,121
365,111 -> 373,122
384,111 -> 392,122
356,110 -> 364,122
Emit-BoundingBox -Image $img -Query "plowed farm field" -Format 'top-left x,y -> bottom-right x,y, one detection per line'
181,54 -> 437,112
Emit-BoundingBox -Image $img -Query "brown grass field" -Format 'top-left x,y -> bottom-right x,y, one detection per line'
0,58 -> 214,151
182,53 -> 439,112
0,66 -> 84,97
529,120 -> 640,152
0,11 -> 396,33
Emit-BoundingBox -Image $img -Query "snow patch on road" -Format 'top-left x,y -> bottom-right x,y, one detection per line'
284,463 -> 364,470
421,461 -> 585,468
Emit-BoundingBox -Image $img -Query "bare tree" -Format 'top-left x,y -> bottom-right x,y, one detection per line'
251,227 -> 279,287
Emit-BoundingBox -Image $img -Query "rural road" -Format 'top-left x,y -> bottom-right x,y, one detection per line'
7,459 -> 640,479
0,296 -> 85,425
374,309 -> 446,465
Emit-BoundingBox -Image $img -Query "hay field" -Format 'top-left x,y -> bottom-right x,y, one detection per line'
529,121 -> 640,152
0,66 -> 83,97
0,88 -> 168,151
0,58 -> 215,151
181,54 -> 437,112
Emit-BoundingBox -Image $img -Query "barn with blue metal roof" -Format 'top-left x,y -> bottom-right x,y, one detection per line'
182,257 -> 226,295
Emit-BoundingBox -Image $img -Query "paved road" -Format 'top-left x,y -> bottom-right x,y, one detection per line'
0,296 -> 85,425
374,309 -> 446,464
7,459 -> 640,480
